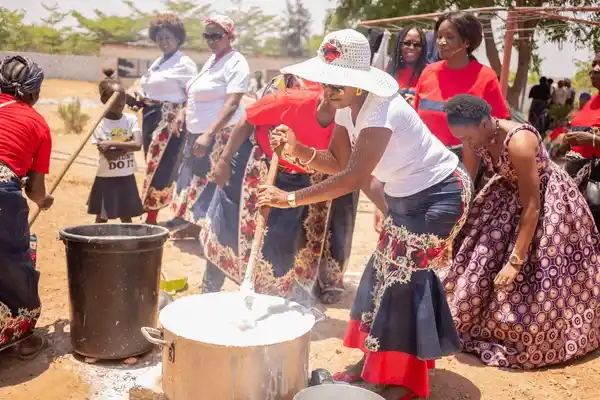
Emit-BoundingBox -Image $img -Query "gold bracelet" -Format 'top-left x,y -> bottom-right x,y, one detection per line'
298,147 -> 317,167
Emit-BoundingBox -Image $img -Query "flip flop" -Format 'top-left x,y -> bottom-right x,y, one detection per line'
17,333 -> 48,361
332,370 -> 363,383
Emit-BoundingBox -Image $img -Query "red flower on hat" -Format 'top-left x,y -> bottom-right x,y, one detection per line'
322,39 -> 342,64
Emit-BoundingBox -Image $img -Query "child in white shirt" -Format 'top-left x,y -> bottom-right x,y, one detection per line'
87,69 -> 144,223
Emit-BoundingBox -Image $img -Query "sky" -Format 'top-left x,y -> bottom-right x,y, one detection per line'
1,0 -> 593,78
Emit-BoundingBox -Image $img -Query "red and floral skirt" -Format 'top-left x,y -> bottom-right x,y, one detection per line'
345,167 -> 472,397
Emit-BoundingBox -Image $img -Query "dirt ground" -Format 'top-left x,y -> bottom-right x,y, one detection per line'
0,79 -> 599,400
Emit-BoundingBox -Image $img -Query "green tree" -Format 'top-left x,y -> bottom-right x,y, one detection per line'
572,59 -> 594,92
281,0 -> 311,57
227,0 -> 279,55
331,0 -> 600,108
71,9 -> 146,44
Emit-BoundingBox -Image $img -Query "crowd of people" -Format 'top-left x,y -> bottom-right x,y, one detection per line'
1,8 -> 600,400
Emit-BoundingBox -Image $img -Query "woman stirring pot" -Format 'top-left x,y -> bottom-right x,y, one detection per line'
0,56 -> 53,359
168,14 -> 250,239
260,30 -> 472,399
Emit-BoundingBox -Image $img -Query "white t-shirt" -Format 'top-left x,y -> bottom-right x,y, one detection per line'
140,51 -> 198,104
92,114 -> 142,178
335,93 -> 458,197
186,50 -> 250,134
553,87 -> 568,106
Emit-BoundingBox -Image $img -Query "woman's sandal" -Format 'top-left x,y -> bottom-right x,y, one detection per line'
17,333 -> 48,361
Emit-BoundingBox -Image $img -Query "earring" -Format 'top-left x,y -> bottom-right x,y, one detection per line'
356,88 -> 363,96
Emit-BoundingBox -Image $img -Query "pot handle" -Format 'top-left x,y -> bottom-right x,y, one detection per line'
309,307 -> 327,323
141,327 -> 168,347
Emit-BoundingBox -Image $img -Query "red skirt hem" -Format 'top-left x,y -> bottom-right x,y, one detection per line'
344,319 -> 434,398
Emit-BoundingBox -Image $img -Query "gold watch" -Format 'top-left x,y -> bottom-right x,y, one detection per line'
509,253 -> 525,266
287,192 -> 297,208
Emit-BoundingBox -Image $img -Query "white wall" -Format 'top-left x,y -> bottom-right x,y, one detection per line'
0,51 -> 103,82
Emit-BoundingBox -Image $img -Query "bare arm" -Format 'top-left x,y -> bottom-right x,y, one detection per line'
294,124 -> 352,175
508,129 -> 541,261
462,143 -> 481,182
204,93 -> 245,137
361,176 -> 387,214
220,115 -> 254,162
294,127 -> 392,206
25,171 -> 48,205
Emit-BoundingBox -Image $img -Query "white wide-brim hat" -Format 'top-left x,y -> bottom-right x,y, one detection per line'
281,29 -> 399,98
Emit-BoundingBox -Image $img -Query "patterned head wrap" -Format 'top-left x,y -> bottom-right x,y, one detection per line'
0,55 -> 45,99
204,14 -> 236,40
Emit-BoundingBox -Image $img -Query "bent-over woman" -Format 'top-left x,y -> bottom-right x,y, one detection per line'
259,30 -> 472,399
440,94 -> 600,369
0,56 -> 53,359
168,14 -> 250,239
202,75 -> 357,304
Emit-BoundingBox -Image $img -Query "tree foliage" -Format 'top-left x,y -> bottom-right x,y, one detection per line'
0,0 -> 288,56
330,0 -> 600,107
280,0 -> 311,57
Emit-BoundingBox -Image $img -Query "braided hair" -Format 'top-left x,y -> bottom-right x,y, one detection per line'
98,68 -> 122,102
444,94 -> 491,126
0,55 -> 44,103
386,26 -> 428,90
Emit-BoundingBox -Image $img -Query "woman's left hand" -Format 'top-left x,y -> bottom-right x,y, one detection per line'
257,185 -> 291,208
193,134 -> 213,157
493,262 -> 520,290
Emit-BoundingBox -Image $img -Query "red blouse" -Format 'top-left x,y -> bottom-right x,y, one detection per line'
245,89 -> 333,173
396,67 -> 419,93
414,60 -> 510,147
0,94 -> 52,176
570,93 -> 600,158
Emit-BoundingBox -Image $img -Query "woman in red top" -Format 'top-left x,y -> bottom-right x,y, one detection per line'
199,75 -> 357,304
0,56 -> 53,360
564,52 -> 600,158
387,26 -> 428,107
414,11 -> 510,181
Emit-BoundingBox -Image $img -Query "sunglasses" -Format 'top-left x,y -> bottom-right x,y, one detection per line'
203,32 -> 225,41
321,83 -> 345,93
402,40 -> 423,48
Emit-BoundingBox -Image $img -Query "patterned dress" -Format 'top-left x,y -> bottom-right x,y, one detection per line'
441,124 -> 600,369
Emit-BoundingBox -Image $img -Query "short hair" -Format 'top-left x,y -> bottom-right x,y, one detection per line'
540,76 -> 547,84
98,68 -> 121,99
444,94 -> 492,126
435,11 -> 483,55
149,13 -> 187,45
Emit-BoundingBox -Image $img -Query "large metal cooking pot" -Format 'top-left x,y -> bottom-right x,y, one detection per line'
141,292 -> 325,400
294,384 -> 385,400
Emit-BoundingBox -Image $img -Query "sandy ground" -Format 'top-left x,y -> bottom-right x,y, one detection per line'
0,79 -> 599,400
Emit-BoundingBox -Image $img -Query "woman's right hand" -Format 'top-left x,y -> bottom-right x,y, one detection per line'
171,108 -> 186,137
212,158 -> 232,188
271,124 -> 299,156
37,193 -> 54,211
374,208 -> 384,233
